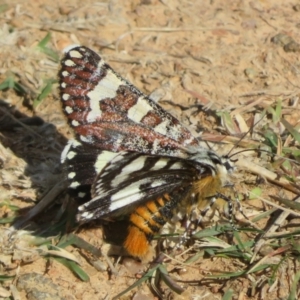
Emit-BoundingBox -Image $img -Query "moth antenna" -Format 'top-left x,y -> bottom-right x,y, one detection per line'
228,148 -> 273,160
225,114 -> 266,158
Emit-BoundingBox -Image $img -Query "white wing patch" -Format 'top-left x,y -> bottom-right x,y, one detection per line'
79,176 -> 170,218
127,96 -> 153,123
94,151 -> 119,174
151,158 -> 170,170
61,139 -> 82,163
110,156 -> 147,188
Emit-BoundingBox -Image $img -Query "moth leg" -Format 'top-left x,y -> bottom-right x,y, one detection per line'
176,194 -> 219,248
195,196 -> 217,229
218,190 -> 251,226
176,209 -> 198,247
214,192 -> 240,230
176,197 -> 216,248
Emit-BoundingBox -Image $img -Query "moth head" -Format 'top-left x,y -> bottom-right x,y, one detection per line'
188,149 -> 236,178
215,155 -> 236,187
220,156 -> 236,174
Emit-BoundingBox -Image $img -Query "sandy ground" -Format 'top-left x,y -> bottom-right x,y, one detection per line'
0,0 -> 300,299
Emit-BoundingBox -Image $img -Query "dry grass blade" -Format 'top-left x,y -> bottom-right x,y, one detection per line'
40,247 -> 81,264
9,284 -> 21,300
251,196 -> 300,263
236,159 -> 300,194
251,195 -> 300,218
248,246 -> 290,274
272,195 -> 300,211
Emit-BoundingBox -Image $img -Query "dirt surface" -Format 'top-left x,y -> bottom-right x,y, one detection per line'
0,0 -> 300,299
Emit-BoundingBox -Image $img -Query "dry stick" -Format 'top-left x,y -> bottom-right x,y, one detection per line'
250,196 -> 300,264
236,156 -> 300,263
132,27 -> 230,32
239,90 -> 297,98
253,195 -> 300,218
115,26 -> 237,52
231,97 -> 269,115
236,159 -> 300,195
10,284 -> 21,300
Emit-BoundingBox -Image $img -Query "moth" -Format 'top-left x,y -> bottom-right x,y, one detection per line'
59,45 -> 234,259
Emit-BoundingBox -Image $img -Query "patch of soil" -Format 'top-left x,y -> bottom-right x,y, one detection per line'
0,1 -> 300,299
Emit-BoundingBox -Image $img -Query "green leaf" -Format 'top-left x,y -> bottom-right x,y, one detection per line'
37,33 -> 59,61
272,196 -> 300,211
222,289 -> 234,300
52,257 -> 89,281
216,240 -> 254,257
267,229 -> 300,239
205,248 -> 216,256
247,263 -> 274,274
0,77 -> 11,90
42,47 -> 60,62
112,264 -> 160,299
33,79 -> 56,108
0,4 -> 9,14
288,270 -> 300,300
13,81 -> 28,94
217,111 -> 237,135
0,274 -> 15,281
273,100 -> 282,123
249,187 -> 262,199
158,264 -> 184,294
57,234 -> 102,257
38,32 -> 52,48
192,226 -> 225,239
208,270 -> 246,279
0,76 -> 28,95
184,250 -> 204,264
0,201 -> 20,211
263,128 -> 278,148
251,208 -> 277,223
281,119 -> 300,145
0,216 -> 17,224
266,99 -> 282,123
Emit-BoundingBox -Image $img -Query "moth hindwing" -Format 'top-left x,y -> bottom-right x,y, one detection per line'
59,45 -> 234,259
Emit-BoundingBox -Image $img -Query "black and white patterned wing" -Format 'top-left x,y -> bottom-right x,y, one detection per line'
78,152 -> 203,222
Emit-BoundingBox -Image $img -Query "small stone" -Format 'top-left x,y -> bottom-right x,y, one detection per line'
17,273 -> 63,300
59,6 -> 73,15
271,33 -> 293,46
293,4 -> 300,11
284,41 -> 300,52
244,68 -> 257,82
0,286 -> 10,298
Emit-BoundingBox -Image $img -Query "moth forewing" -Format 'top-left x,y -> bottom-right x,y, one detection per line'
59,45 -> 236,259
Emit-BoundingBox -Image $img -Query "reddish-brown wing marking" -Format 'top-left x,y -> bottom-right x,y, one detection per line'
59,46 -> 199,158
